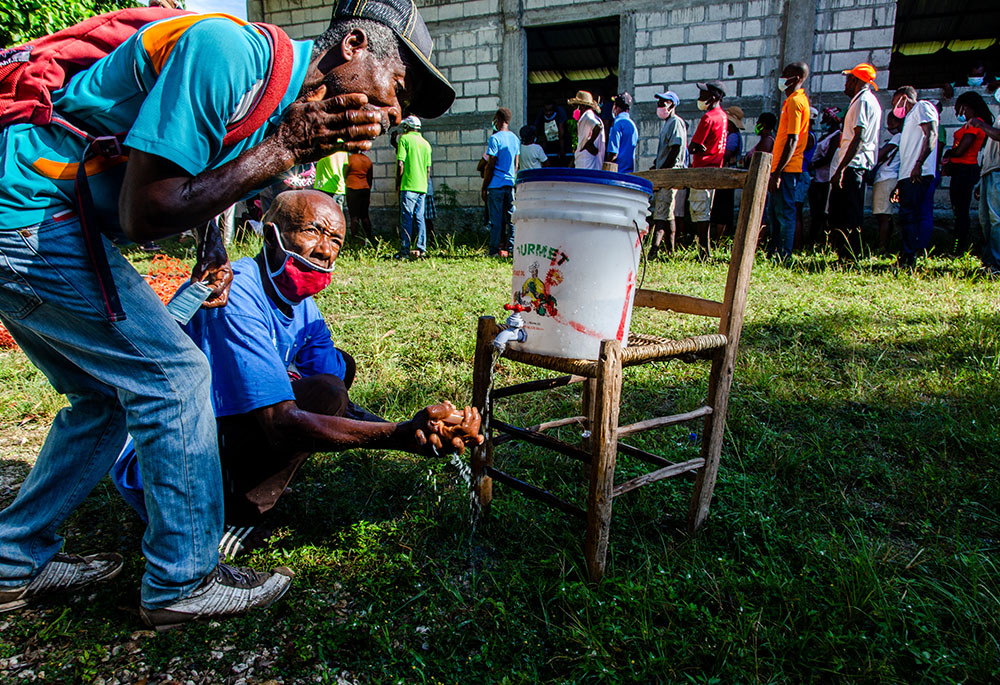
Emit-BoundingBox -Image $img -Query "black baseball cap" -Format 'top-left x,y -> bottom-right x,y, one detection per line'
696,80 -> 727,98
331,0 -> 455,118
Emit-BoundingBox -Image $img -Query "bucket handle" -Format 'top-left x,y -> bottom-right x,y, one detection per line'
635,220 -> 648,291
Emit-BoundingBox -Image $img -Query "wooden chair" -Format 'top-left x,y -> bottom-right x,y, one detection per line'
469,152 -> 772,581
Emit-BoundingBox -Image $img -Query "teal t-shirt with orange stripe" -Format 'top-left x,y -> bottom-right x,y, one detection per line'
0,13 -> 313,232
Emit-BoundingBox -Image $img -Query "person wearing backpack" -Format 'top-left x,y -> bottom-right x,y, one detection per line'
0,0 -> 455,630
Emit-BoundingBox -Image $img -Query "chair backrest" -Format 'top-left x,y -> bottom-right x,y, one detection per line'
631,151 -> 772,342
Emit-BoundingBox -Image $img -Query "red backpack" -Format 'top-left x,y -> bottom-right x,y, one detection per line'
0,8 -> 295,322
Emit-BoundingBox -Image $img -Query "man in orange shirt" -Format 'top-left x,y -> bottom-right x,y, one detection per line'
767,62 -> 811,260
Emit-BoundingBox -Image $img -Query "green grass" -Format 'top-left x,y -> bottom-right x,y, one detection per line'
1,234 -> 998,683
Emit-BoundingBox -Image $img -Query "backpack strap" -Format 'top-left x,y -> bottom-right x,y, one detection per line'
222,22 -> 294,147
50,116 -> 130,321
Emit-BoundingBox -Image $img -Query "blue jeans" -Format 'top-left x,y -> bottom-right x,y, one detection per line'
0,216 -> 221,609
399,190 -> 426,252
487,186 -> 515,254
898,176 -> 935,263
766,172 -> 801,260
980,170 -> 1000,268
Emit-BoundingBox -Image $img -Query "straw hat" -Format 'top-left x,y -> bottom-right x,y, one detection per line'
567,90 -> 599,111
725,106 -> 745,130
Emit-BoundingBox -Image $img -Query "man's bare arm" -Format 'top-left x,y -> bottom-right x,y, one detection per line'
831,126 -> 862,186
119,93 -> 383,243
253,400 -> 483,456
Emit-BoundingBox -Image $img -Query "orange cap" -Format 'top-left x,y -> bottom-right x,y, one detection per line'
842,63 -> 878,90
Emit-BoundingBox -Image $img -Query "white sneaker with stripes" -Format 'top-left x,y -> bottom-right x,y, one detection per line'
140,563 -> 293,631
0,552 -> 123,613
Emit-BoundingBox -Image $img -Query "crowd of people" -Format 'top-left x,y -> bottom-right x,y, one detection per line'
473,63 -> 1000,272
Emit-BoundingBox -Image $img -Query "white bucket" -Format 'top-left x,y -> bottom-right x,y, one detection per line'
507,168 -> 653,360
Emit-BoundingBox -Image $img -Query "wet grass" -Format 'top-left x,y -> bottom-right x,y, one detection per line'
0,234 -> 998,683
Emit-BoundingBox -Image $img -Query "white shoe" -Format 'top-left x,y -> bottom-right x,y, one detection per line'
0,552 -> 123,613
140,563 -> 292,631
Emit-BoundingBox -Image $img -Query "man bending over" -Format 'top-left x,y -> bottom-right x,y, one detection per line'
116,190 -> 482,553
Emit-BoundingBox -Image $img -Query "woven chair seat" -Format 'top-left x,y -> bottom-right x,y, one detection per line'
621,332 -> 727,366
503,332 -> 727,377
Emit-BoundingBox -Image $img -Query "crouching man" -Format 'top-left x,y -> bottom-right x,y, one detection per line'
115,189 -> 482,553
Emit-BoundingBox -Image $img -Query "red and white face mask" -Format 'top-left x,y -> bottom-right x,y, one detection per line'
265,224 -> 334,306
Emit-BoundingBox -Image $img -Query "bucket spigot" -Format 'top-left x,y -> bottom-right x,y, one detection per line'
493,303 -> 530,353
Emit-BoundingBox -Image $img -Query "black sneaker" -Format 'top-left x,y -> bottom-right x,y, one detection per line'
0,552 -> 123,613
139,563 -> 293,631
218,524 -> 273,559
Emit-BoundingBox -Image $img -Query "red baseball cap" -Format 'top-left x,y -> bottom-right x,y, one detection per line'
842,63 -> 878,90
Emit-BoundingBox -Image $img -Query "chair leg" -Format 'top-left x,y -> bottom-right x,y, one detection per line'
471,316 -> 499,514
688,348 -> 733,533
689,152 -> 770,533
580,377 -> 597,487
584,340 -> 623,581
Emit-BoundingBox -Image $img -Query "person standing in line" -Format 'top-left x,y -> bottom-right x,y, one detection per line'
606,92 -> 639,174
766,63 -> 811,261
518,125 -> 548,171
482,107 -> 520,257
793,108 -> 818,249
967,89 -> 1000,274
892,86 -> 939,267
827,63 -> 882,258
943,92 -> 991,254
709,105 -> 745,240
568,91 -> 605,170
872,113 -> 903,253
395,115 -> 433,259
748,112 -> 777,159
315,150 -> 350,211
647,91 -> 687,259
534,100 -> 569,166
807,108 -> 842,244
345,152 -> 376,245
688,80 -> 728,258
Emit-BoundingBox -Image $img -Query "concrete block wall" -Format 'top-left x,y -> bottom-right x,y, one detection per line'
811,0 -> 895,95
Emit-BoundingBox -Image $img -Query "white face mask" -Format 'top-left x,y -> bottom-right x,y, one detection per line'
697,99 -> 708,111
656,105 -> 671,120
779,77 -> 790,91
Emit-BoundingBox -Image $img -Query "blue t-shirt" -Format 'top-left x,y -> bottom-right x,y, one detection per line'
0,15 -> 313,231
607,112 -> 638,174
182,256 -> 346,418
486,130 -> 520,188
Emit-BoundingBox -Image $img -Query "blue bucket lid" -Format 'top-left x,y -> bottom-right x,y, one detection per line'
516,167 -> 653,196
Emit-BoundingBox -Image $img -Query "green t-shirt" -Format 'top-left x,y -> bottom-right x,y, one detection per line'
397,131 -> 432,193
315,151 -> 349,195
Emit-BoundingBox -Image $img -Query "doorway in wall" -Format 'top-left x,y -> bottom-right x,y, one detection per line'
525,17 -> 620,164
889,0 -> 1000,89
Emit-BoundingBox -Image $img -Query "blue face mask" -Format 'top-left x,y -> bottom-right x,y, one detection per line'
957,113 -> 967,124
968,76 -> 985,87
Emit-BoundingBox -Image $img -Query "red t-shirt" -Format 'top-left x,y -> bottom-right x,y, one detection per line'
950,124 -> 986,166
691,106 -> 728,168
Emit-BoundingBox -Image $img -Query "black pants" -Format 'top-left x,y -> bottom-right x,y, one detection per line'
346,188 -> 370,221
827,168 -> 865,255
217,366 -> 353,525
808,180 -> 831,243
949,163 -> 980,251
